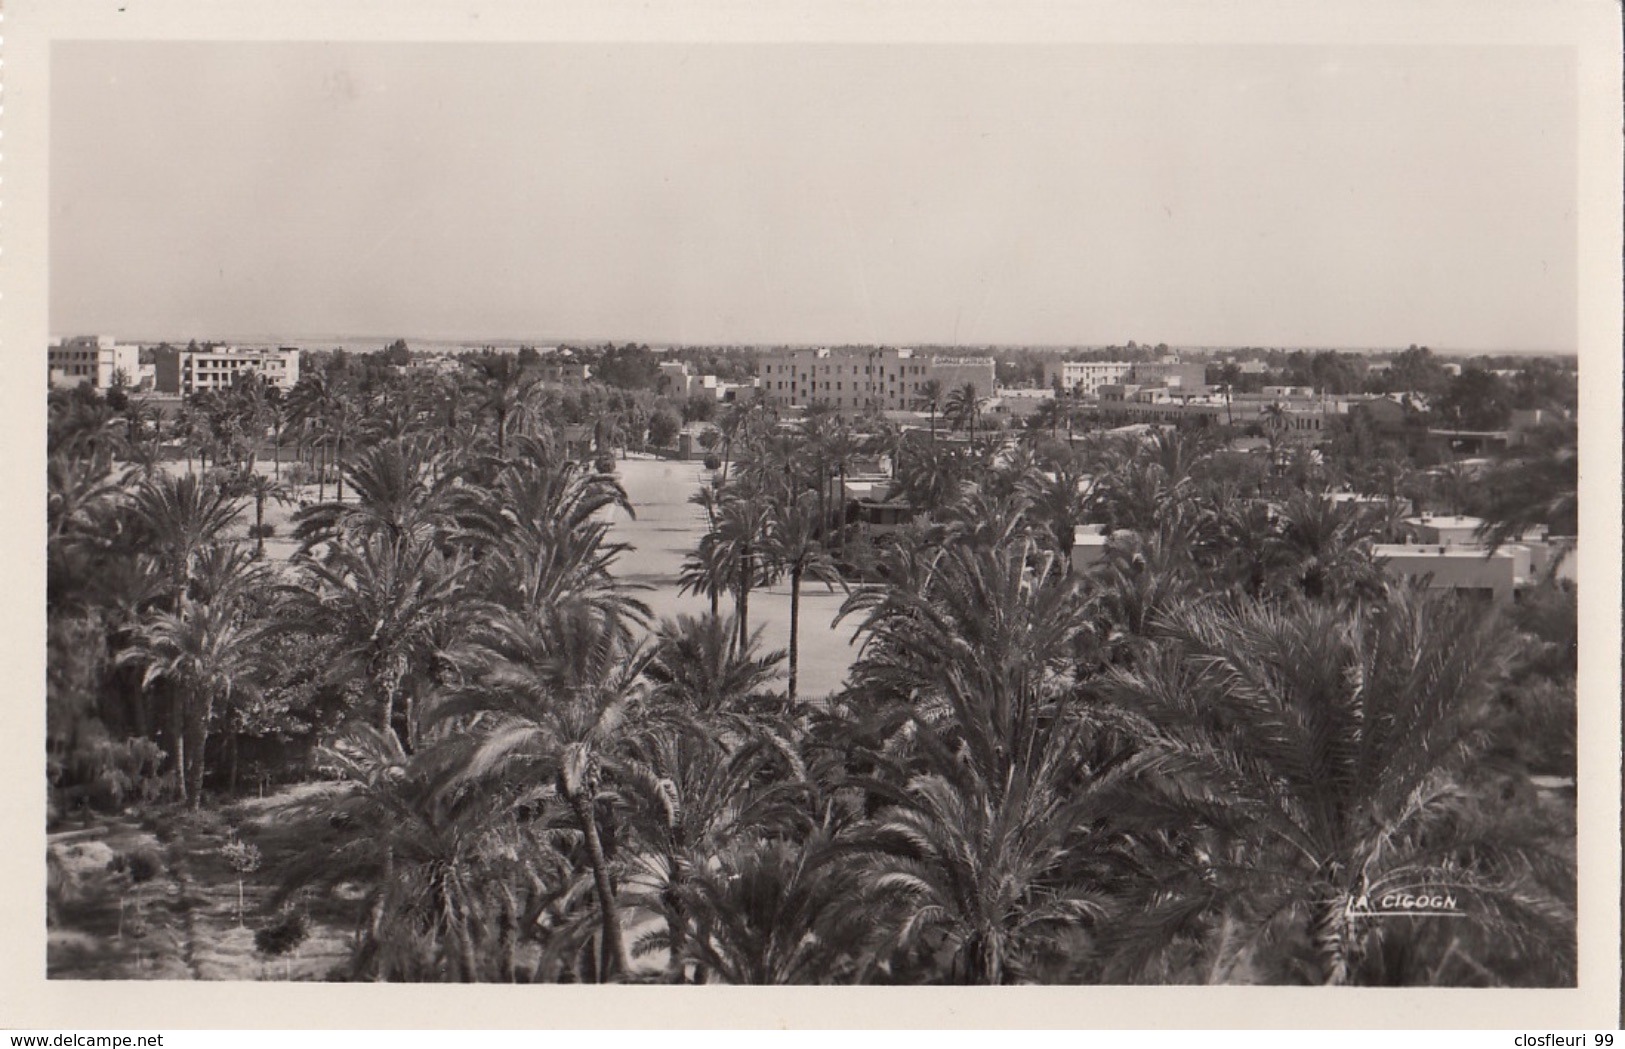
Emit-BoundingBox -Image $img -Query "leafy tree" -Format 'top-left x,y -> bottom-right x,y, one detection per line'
1436,368 -> 1513,431
646,408 -> 681,449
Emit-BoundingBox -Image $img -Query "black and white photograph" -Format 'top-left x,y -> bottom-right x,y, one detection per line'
9,0 -> 1622,1032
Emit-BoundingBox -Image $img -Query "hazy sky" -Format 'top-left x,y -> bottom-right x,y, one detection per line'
50,42 -> 1576,349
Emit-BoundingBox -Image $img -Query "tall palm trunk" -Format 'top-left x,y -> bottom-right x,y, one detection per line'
171,703 -> 188,806
663,847 -> 690,984
362,849 -> 394,981
1311,890 -> 1354,985
448,893 -> 479,982
254,492 -> 267,559
787,565 -> 802,704
959,932 -> 1002,985
379,670 -> 404,751
570,792 -> 630,979
496,886 -> 518,983
183,696 -> 213,811
335,431 -> 346,502
836,461 -> 848,550
736,543 -> 752,651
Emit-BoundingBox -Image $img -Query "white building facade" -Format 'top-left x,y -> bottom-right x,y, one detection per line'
49,336 -> 142,390
1045,360 -> 1134,396
153,345 -> 301,395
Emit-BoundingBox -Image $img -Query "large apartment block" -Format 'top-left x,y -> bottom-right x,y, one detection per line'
757,347 -> 995,412
48,336 -> 142,390
153,345 -> 301,395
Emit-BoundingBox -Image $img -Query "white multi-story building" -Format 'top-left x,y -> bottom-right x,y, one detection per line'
757,348 -> 994,412
48,336 -> 142,390
657,361 -> 726,400
1045,360 -> 1134,396
153,345 -> 301,395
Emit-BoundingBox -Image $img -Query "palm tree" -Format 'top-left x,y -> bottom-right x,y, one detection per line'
49,452 -> 130,546
463,438 -> 648,640
471,355 -> 537,458
1098,589 -> 1573,984
433,604 -> 650,980
673,834 -> 861,984
891,438 -> 966,518
1019,452 -> 1098,569
1268,491 -> 1386,603
833,533 -> 1152,982
644,613 -> 785,721
279,725 -> 542,981
917,379 -> 945,444
846,752 -> 1125,983
326,394 -> 361,504
761,497 -> 844,704
124,472 -> 245,600
1474,419 -> 1578,553
678,532 -> 736,620
293,437 -> 461,549
275,533 -> 471,750
839,536 -> 1094,788
715,492 -> 776,650
233,471 -> 293,559
618,728 -> 810,982
945,382 -> 980,440
121,593 -> 263,808
285,373 -> 337,497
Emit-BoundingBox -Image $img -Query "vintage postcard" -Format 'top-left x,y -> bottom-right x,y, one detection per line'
4,0 -> 1620,1031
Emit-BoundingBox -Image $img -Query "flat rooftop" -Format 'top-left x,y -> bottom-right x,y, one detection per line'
1374,544 -> 1508,559
1404,515 -> 1484,530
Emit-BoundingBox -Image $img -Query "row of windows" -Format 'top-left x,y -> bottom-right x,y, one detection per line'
779,379 -> 929,392
762,361 -> 927,377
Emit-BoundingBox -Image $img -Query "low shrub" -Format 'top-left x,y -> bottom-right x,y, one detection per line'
108,845 -> 165,884
703,454 -> 721,471
255,909 -> 309,957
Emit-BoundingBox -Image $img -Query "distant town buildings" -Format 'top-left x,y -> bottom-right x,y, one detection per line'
403,355 -> 462,376
1043,358 -> 1209,398
48,336 -> 142,391
535,360 -> 592,385
152,345 -> 301,395
1130,360 -> 1208,393
757,348 -> 995,412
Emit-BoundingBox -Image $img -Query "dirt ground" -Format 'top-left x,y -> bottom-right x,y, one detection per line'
47,788 -> 353,981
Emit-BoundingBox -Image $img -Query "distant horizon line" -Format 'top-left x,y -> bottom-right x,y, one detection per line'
54,330 -> 1579,358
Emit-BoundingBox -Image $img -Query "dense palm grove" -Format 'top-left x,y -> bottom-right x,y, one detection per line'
47,350 -> 1578,985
